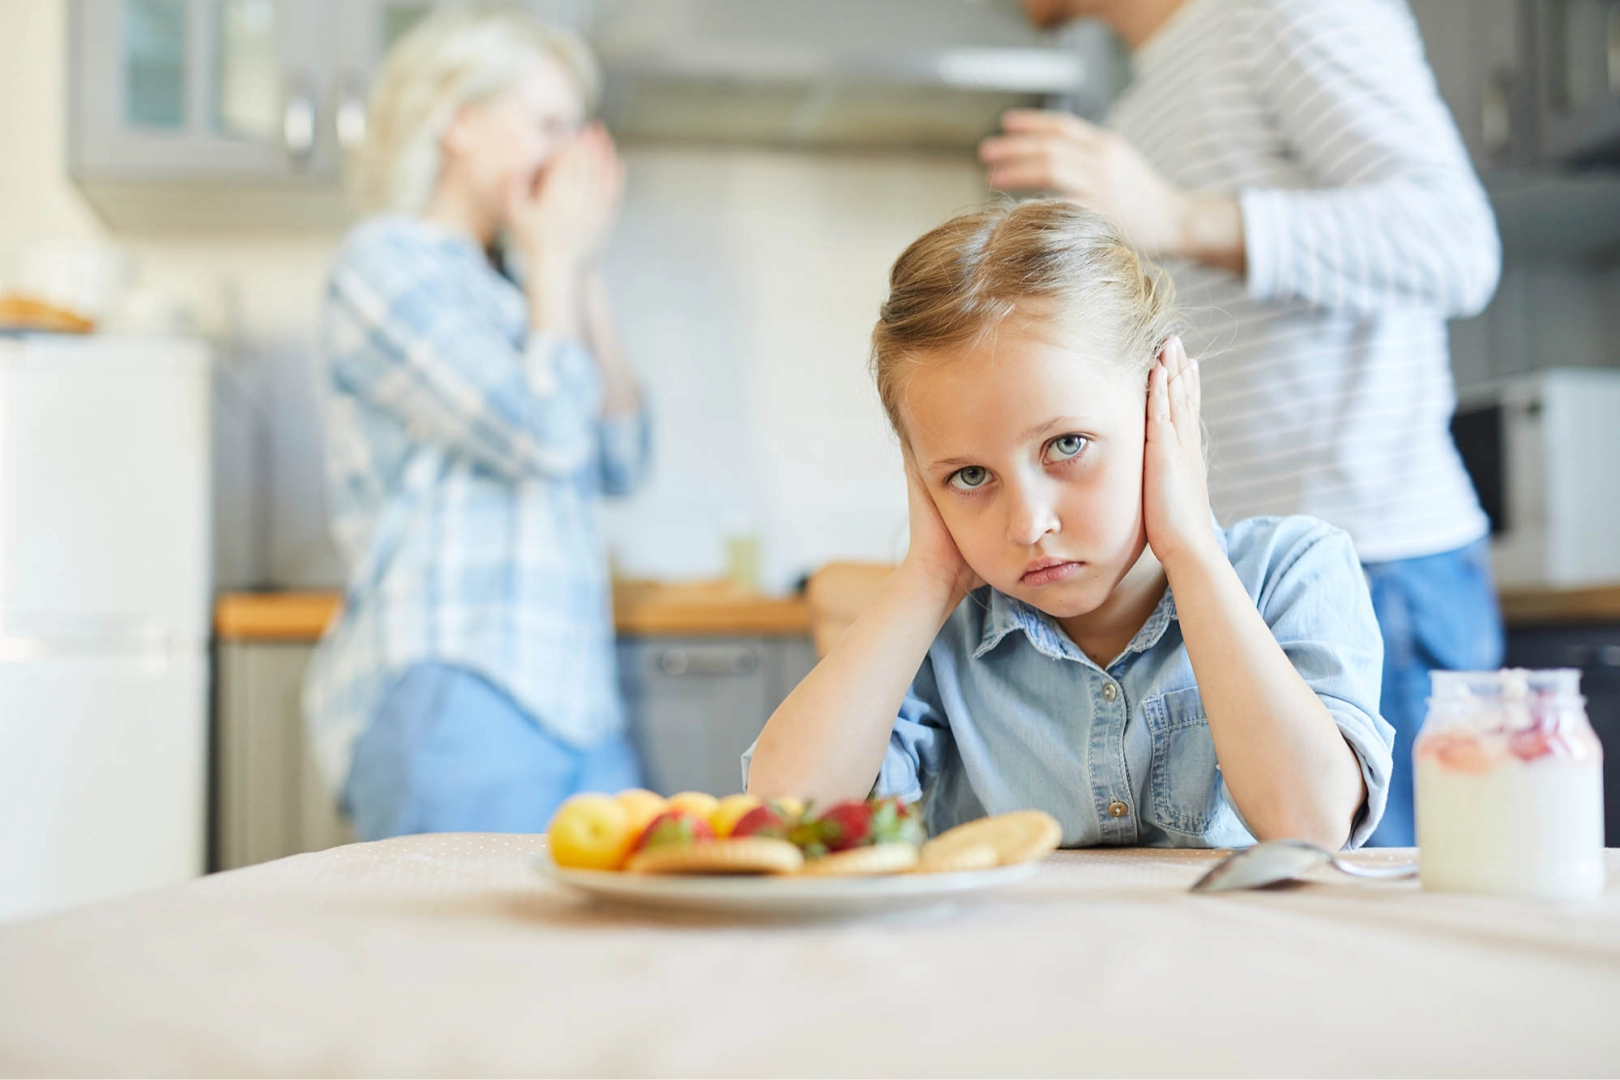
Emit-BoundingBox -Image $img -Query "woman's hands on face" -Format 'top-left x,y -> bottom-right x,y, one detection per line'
1143,336 -> 1220,572
507,122 -> 625,279
901,452 -> 983,604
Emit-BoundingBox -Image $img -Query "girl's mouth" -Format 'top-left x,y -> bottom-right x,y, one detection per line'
1020,559 -> 1082,586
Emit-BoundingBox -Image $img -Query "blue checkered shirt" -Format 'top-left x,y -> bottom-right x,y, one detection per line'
303,216 -> 651,792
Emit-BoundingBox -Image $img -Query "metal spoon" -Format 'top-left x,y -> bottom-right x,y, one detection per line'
1191,838 -> 1417,893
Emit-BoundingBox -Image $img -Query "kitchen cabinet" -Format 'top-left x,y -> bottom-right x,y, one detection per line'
617,635 -> 818,797
67,0 -> 589,227
213,631 -> 816,869
1409,2 -> 1620,265
71,0 -> 335,180
1411,0 -> 1620,167
1504,622 -> 1620,843
1410,0 -> 1533,170
1529,0 -> 1620,162
214,639 -> 351,870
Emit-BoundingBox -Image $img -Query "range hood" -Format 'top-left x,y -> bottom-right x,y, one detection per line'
585,0 -> 1124,150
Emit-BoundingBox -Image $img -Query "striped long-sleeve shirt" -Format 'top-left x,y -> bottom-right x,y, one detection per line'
1107,0 -> 1499,562
302,216 -> 651,793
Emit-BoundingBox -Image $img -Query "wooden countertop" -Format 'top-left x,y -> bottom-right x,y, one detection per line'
1497,584 -> 1620,626
215,582 -> 1620,642
214,581 -> 811,642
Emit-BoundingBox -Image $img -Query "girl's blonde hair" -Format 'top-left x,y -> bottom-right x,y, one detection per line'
871,198 -> 1178,436
348,6 -> 600,215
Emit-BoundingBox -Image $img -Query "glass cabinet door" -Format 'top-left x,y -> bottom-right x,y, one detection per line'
70,0 -> 333,180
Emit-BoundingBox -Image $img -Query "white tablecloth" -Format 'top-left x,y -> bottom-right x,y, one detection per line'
1,835 -> 1617,1077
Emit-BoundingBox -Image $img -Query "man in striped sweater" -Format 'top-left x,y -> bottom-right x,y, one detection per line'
987,0 -> 1503,846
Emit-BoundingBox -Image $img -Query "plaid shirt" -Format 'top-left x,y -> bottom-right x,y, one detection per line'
303,217 -> 650,792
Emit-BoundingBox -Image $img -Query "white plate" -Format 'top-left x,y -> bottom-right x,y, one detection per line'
534,853 -> 1039,917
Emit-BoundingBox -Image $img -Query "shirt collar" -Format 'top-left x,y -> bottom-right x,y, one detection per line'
972,516 -> 1228,665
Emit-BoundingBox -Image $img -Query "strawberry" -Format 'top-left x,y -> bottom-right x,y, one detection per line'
731,803 -> 789,839
633,809 -> 716,853
791,796 -> 924,856
1508,728 -> 1554,762
1422,732 -> 1493,774
811,800 -> 874,852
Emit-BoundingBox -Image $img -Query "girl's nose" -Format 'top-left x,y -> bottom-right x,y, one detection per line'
1005,485 -> 1060,547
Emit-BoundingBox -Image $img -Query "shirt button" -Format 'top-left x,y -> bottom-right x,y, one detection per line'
1108,800 -> 1129,818
1102,682 -> 1118,702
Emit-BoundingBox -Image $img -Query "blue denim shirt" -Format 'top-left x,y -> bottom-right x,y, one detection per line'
748,515 -> 1393,850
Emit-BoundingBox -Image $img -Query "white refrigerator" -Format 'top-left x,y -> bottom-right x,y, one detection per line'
0,335 -> 211,922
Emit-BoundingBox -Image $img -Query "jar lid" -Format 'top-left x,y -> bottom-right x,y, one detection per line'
1430,668 -> 1582,701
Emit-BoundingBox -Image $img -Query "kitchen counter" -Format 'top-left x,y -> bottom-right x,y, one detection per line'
215,583 -> 1620,642
1,836 -> 1616,1075
1499,584 -> 1620,626
213,582 -> 812,642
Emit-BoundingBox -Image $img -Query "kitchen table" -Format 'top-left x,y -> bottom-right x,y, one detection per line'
1,836 -> 1616,1077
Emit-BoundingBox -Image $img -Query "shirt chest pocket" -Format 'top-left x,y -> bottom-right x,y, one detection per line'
1141,686 -> 1225,840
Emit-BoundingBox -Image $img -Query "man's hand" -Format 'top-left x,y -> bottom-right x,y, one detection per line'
980,110 -> 1246,274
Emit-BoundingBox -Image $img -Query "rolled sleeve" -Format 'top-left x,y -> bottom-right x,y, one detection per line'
1254,520 -> 1395,849
1237,0 -> 1501,317
874,657 -> 953,804
1326,701 -> 1393,849
598,407 -> 652,497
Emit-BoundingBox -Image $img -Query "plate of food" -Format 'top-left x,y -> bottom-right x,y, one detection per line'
534,790 -> 1060,916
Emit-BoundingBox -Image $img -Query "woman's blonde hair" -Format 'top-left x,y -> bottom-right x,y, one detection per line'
871,198 -> 1178,436
348,6 -> 601,215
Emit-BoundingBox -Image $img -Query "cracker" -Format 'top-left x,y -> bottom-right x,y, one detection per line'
625,837 -> 803,875
914,841 -> 999,874
798,843 -> 919,877
921,810 -> 1062,868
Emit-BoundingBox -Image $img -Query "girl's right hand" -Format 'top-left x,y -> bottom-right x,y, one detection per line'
507,123 -> 625,279
901,455 -> 982,603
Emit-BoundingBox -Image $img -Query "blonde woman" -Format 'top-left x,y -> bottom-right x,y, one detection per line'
304,8 -> 650,839
746,200 -> 1394,851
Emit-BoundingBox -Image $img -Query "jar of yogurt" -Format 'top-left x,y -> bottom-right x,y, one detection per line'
1415,669 -> 1605,900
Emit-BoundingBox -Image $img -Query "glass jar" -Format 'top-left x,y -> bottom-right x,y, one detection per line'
1415,669 -> 1605,900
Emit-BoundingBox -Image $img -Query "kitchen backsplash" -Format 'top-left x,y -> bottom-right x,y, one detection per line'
213,146 -> 988,594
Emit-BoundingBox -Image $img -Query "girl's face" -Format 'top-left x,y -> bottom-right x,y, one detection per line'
901,311 -> 1150,619
443,56 -> 585,215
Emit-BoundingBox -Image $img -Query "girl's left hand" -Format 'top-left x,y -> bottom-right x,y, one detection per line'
1143,336 -> 1219,571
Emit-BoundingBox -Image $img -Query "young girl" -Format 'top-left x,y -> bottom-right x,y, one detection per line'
746,200 -> 1394,850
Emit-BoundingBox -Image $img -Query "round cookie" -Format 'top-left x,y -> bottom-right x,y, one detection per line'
625,837 -> 803,875
799,843 -> 919,877
921,811 -> 1062,868
914,841 -> 999,874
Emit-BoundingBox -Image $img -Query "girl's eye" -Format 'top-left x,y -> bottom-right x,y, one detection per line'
948,466 -> 990,492
1046,434 -> 1088,463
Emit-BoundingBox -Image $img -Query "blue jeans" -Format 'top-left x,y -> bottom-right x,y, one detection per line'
1361,538 -> 1503,847
344,662 -> 641,841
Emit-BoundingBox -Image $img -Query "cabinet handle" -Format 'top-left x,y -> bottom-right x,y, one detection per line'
1481,66 -> 1515,159
336,75 -> 368,152
336,98 -> 367,152
659,647 -> 758,677
1609,6 -> 1620,96
1567,643 -> 1620,668
283,81 -> 316,161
